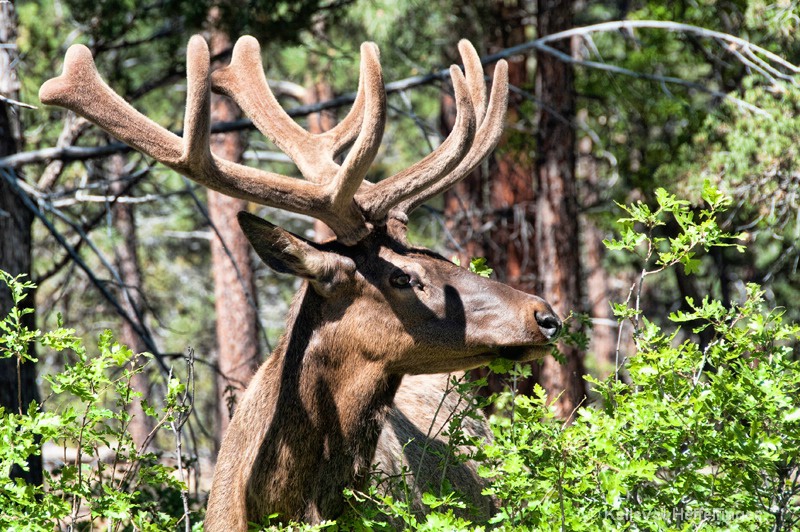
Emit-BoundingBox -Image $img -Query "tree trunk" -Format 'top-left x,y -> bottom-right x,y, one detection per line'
207,29 -> 261,445
577,129 -> 616,377
534,0 -> 586,418
303,61 -> 337,242
442,0 -> 586,418
0,0 -> 42,485
447,1 -> 541,400
109,154 -> 154,449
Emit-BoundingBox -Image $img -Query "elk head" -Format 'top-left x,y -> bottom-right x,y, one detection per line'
237,212 -> 561,375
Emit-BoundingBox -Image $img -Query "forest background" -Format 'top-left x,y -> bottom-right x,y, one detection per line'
1,0 -> 800,530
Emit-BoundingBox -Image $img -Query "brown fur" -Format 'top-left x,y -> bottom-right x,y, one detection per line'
374,373 -> 497,524
204,226 -> 559,529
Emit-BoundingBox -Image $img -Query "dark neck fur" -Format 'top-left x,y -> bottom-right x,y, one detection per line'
245,284 -> 402,523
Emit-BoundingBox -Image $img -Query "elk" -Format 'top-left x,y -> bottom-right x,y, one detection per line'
40,35 -> 563,528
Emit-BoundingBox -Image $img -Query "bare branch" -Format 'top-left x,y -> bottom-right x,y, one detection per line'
34,169 -> 148,284
0,167 -> 171,376
533,40 -> 770,116
180,177 -> 272,353
0,93 -> 36,109
170,348 -> 195,532
38,112 -> 90,190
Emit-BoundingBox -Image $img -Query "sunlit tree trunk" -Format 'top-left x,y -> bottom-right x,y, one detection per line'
534,0 -> 586,417
207,27 -> 260,445
109,154 -> 154,449
444,0 -> 540,400
0,0 -> 42,485
578,129 -> 616,377
442,0 -> 586,417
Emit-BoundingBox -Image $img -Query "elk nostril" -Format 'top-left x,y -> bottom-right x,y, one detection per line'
535,311 -> 562,340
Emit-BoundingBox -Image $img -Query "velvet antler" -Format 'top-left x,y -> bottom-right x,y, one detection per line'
40,36 -> 508,244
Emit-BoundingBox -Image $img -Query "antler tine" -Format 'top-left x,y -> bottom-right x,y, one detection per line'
183,35 -> 212,161
40,37 -> 502,246
394,56 -> 509,216
325,43 -> 374,157
328,42 -> 386,211
458,39 -> 488,123
355,65 -> 476,221
210,36 -> 335,182
40,44 -> 185,165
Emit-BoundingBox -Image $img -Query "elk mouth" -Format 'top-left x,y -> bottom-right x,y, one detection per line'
449,344 -> 552,373
496,344 -> 550,361
471,344 -> 551,364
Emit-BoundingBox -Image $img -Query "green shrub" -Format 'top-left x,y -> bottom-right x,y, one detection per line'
475,184 -> 800,531
343,184 -> 800,531
0,271 -> 200,531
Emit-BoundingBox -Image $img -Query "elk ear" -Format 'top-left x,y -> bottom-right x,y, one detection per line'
237,211 -> 339,280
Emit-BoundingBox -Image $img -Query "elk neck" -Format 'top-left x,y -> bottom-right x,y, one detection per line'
236,281 -> 403,523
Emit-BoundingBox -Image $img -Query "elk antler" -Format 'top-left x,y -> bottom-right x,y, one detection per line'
388,40 -> 509,218
39,37 -> 507,244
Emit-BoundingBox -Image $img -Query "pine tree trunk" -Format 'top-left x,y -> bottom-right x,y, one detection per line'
303,65 -> 337,242
442,0 -> 586,417
443,0 -> 541,399
207,29 -> 260,445
578,132 -> 616,377
534,0 -> 586,417
109,154 -> 154,449
0,0 -> 42,485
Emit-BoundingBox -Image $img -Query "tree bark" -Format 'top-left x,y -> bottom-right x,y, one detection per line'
109,154 -> 154,449
577,130 -> 616,377
534,0 -> 586,418
207,29 -> 261,445
442,0 -> 586,418
444,0 -> 541,400
0,0 -> 42,485
303,60 -> 337,242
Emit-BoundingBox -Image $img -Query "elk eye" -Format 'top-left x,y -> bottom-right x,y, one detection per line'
390,271 -> 413,288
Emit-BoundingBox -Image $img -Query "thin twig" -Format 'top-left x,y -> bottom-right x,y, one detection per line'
615,281 -> 636,382
0,93 -> 36,109
180,178 -> 272,353
170,347 -> 195,532
15,355 -> 21,415
412,373 -> 458,496
68,401 -> 91,531
34,170 -> 147,284
0,168 -> 170,376
489,19 -> 799,74
37,195 -> 161,363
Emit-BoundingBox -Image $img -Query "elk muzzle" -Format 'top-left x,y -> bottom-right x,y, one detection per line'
535,310 -> 562,341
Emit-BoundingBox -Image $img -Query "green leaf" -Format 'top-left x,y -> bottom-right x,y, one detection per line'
469,257 -> 494,278
681,254 -> 701,275
488,357 -> 515,374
